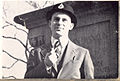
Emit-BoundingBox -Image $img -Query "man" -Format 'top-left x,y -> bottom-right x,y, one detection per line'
24,3 -> 94,79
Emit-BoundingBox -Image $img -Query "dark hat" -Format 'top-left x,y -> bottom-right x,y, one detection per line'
46,3 -> 77,27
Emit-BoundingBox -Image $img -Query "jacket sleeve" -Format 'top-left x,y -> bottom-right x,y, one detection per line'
84,50 -> 94,79
24,49 -> 52,78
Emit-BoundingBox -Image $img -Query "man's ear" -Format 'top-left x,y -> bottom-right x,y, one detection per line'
69,23 -> 74,30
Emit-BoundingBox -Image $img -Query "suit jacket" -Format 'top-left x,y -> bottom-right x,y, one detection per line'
24,40 -> 94,79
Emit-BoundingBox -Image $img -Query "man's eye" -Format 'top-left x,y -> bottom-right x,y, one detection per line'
54,18 -> 59,21
62,19 -> 67,22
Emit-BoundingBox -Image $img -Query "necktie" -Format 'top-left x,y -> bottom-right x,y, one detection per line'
51,40 -> 62,78
54,40 -> 62,58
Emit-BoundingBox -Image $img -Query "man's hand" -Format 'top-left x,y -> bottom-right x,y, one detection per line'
44,48 -> 58,67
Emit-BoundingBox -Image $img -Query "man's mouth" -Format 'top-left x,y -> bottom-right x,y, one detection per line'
56,29 -> 61,31
55,27 -> 63,31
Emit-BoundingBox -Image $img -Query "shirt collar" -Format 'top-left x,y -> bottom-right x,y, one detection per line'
51,36 -> 68,48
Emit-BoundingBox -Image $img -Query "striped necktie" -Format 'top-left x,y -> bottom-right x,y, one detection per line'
51,40 -> 62,78
54,40 -> 62,58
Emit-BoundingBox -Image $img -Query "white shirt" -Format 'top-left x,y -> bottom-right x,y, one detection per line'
45,36 -> 69,72
51,36 -> 69,55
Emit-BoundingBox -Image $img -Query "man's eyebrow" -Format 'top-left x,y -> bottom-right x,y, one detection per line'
62,18 -> 67,20
54,17 -> 59,18
53,17 -> 59,20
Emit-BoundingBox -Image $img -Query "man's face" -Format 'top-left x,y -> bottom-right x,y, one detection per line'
49,12 -> 74,39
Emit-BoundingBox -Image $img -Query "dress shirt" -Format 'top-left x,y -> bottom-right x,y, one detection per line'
51,36 -> 68,55
45,36 -> 69,72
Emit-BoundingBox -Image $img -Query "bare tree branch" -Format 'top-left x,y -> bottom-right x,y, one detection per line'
25,1 -> 40,9
3,20 -> 29,60
2,76 -> 17,79
2,25 -> 9,29
25,37 -> 29,60
2,60 -> 19,69
42,1 -> 48,8
42,1 -> 54,8
2,36 -> 30,54
3,50 -> 27,63
25,50 -> 28,60
5,21 -> 28,34
2,35 -> 26,48
3,2 -> 7,17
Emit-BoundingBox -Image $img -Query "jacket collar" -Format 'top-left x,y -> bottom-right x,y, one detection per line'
62,40 -> 76,67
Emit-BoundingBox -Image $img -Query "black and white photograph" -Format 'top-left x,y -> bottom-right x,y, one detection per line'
1,0 -> 119,80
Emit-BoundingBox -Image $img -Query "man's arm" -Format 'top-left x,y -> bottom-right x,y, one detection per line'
84,50 -> 94,79
24,49 -> 52,78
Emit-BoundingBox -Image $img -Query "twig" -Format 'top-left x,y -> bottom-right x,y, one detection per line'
2,60 -> 18,69
42,1 -> 48,8
42,1 -> 54,8
3,2 -> 7,17
25,1 -> 40,9
2,25 -> 9,29
3,50 -> 27,63
2,36 -> 30,53
5,21 -> 28,34
2,76 -> 17,79
25,36 -> 29,60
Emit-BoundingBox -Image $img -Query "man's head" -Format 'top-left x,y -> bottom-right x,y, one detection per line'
46,3 -> 77,39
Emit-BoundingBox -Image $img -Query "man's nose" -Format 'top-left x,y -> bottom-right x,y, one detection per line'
57,19 -> 63,25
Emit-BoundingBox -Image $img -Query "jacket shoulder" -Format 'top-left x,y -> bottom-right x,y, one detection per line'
71,41 -> 89,53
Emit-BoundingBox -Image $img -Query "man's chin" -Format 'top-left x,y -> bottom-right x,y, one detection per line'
56,31 -> 63,35
54,32 -> 63,38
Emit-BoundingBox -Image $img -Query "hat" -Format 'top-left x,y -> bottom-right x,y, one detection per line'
46,3 -> 77,27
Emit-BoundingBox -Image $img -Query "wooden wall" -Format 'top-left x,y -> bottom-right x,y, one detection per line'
69,2 -> 118,78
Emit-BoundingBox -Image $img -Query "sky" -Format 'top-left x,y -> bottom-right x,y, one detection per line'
2,1 -> 34,79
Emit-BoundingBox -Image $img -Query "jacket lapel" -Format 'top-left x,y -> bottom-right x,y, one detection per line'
57,40 -> 76,78
62,40 -> 76,67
